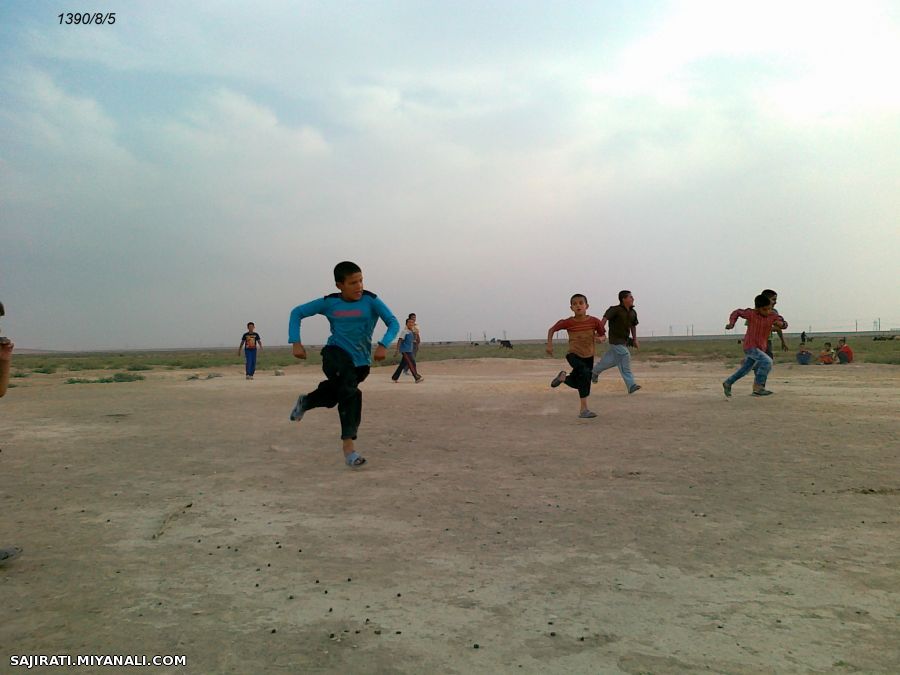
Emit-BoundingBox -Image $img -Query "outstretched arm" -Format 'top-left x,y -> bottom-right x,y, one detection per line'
594,318 -> 607,344
288,298 -> 327,359
546,319 -> 566,355
373,298 -> 400,362
726,308 -> 751,330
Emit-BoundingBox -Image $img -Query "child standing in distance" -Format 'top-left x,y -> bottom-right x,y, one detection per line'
288,261 -> 400,467
723,294 -> 787,397
238,322 -> 262,380
392,317 -> 424,383
591,290 -> 642,394
546,294 -> 606,418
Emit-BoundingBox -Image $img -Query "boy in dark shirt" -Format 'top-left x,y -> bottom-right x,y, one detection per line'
288,261 -> 399,467
238,322 -> 262,380
591,290 -> 641,394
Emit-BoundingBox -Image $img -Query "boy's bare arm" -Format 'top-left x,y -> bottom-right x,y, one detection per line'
774,325 -> 788,350
292,343 -> 307,359
546,328 -> 556,355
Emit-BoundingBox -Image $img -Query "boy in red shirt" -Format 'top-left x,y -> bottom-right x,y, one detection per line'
837,338 -> 854,364
723,294 -> 787,397
546,294 -> 606,418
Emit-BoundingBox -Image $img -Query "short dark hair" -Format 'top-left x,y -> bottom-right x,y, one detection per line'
570,293 -> 587,304
407,313 -> 416,319
618,290 -> 631,302
334,261 -> 362,282
247,322 -> 254,327
761,289 -> 777,300
754,294 -> 771,308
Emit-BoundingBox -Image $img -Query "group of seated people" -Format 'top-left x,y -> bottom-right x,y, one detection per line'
796,338 -> 853,365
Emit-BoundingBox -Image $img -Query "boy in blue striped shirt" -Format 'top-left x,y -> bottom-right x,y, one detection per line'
288,261 -> 400,467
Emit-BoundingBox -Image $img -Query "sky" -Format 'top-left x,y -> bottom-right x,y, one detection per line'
1,0 -> 899,350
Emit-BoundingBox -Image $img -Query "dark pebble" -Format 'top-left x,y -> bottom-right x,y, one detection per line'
550,632 -> 556,637
255,583 -> 259,587
473,644 -> 480,649
276,541 -> 280,545
267,563 -> 271,567
347,578 -> 352,582
397,593 -> 402,597
374,630 -> 381,635
329,633 -> 335,638
395,631 -> 401,635
271,629 -> 276,634
315,580 -> 319,584
329,608 -> 332,612
324,590 -> 328,594
288,595 -> 294,600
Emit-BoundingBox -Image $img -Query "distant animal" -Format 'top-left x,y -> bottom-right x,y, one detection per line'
499,340 -> 513,349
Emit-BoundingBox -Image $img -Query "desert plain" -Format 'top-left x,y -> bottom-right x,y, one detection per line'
1,356 -> 898,674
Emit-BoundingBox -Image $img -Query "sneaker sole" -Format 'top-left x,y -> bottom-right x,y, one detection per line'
289,395 -> 307,421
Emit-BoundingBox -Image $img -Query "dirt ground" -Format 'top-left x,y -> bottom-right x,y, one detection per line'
1,358 -> 898,674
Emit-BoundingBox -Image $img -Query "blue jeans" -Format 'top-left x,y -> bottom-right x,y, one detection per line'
244,348 -> 257,376
592,344 -> 635,390
725,348 -> 772,388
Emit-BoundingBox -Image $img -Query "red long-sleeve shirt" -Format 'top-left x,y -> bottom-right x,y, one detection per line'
729,308 -> 787,351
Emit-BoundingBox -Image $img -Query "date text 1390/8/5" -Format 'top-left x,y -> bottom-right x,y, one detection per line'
58,13 -> 116,25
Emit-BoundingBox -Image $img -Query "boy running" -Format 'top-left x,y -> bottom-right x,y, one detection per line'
392,317 -> 423,383
591,290 -> 642,394
546,294 -> 606,418
723,294 -> 787,397
288,261 -> 400,467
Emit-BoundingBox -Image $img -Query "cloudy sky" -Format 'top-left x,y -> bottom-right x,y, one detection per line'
2,1 -> 898,350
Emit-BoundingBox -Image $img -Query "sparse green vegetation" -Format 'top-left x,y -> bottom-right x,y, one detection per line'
11,335 -> 898,375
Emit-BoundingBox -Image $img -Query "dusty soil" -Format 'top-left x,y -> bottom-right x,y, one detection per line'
1,358 -> 898,674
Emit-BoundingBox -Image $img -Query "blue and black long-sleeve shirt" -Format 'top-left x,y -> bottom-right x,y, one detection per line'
288,290 -> 400,367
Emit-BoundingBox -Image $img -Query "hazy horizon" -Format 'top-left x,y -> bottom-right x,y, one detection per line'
2,1 -> 899,351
